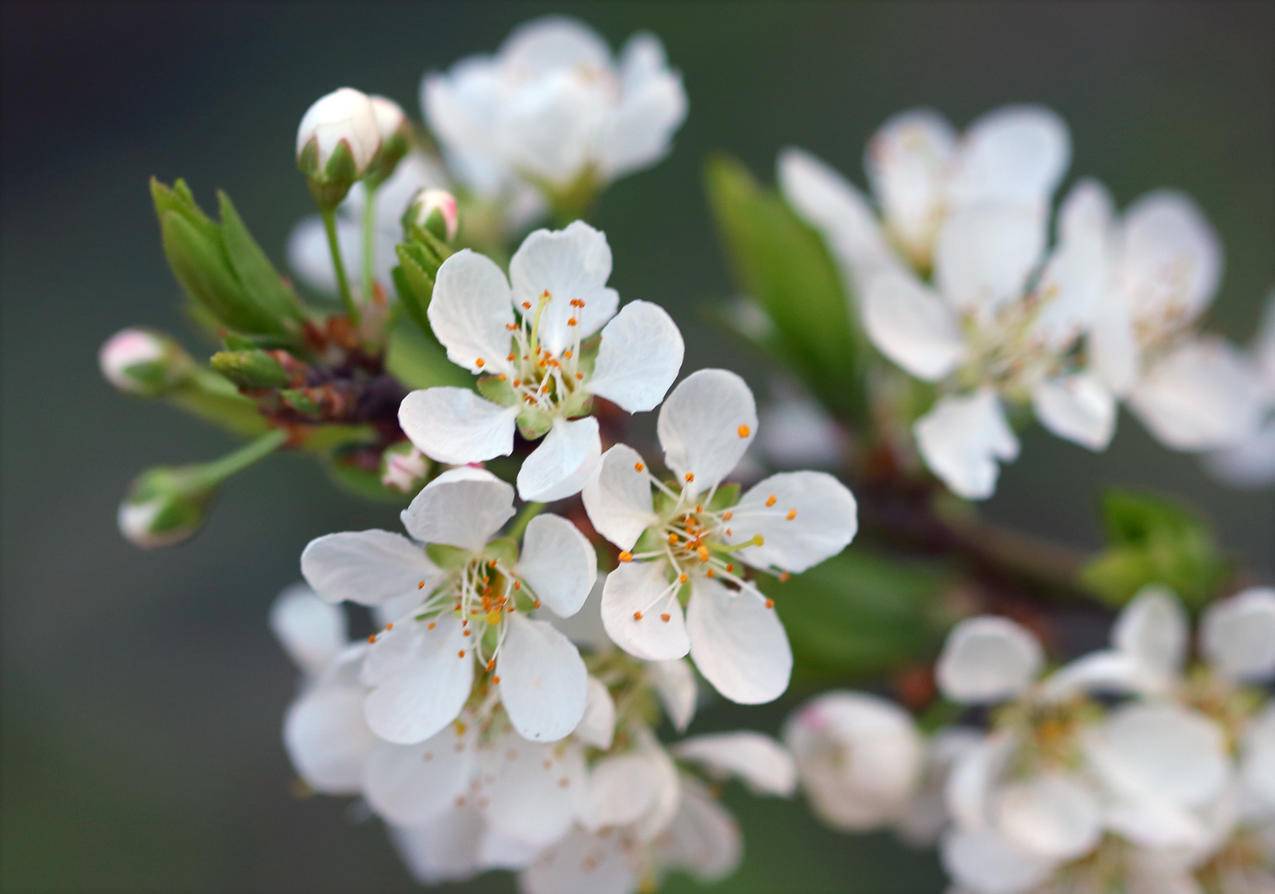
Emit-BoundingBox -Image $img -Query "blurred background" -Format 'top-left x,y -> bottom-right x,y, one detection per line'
2,2 -> 1272,892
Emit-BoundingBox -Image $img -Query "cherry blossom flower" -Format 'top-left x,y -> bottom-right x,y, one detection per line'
423,16 -> 687,200
399,221 -> 684,501
1207,292 -> 1275,487
581,369 -> 857,703
784,691 -> 925,831
300,467 -> 596,744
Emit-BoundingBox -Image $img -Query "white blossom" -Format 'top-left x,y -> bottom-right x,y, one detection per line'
1207,292 -> 1275,487
582,369 -> 857,703
423,16 -> 687,199
399,221 -> 684,501
295,87 -> 382,176
300,467 -> 596,744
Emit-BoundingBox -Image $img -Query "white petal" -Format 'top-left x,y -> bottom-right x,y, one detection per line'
515,514 -> 597,618
946,733 -> 1017,829
725,471 -> 858,574
300,530 -> 439,608
648,659 -> 697,733
948,105 -> 1071,210
1118,190 -> 1221,325
599,50 -> 686,179
777,146 -> 897,292
498,614 -> 587,742
283,683 -> 376,794
941,828 -> 1057,894
864,270 -> 966,381
654,775 -> 742,882
426,249 -> 515,374
389,808 -> 485,885
1032,372 -> 1116,451
1206,419 -> 1275,488
270,582 -> 347,675
1039,650 -> 1158,701
398,387 -> 518,464
1104,795 -> 1212,851
584,751 -> 661,829
1033,179 -> 1114,347
363,618 -> 474,744
1201,588 -> 1275,682
363,731 -> 473,825
521,828 -> 636,894
935,205 -> 1047,320
575,677 -> 615,750
484,737 -> 586,848
864,108 -> 956,263
1242,704 -> 1275,810
515,416 -> 602,502
1129,337 -> 1266,451
551,574 -> 610,652
587,300 -> 684,412
915,391 -> 1020,501
937,616 -> 1042,704
657,369 -> 757,495
1113,585 -> 1188,677
686,577 -> 791,705
1090,290 -> 1141,395
500,16 -> 611,73
400,466 -> 515,551
1082,703 -> 1229,809
582,444 -> 657,550
509,222 -> 619,354
674,732 -> 796,797
600,561 -> 688,661
993,772 -> 1102,861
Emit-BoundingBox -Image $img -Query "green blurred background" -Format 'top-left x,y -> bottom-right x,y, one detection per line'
2,2 -> 1271,892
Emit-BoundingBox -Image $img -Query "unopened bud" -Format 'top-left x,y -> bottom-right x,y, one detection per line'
405,188 -> 459,242
367,95 -> 412,182
211,349 -> 293,389
381,443 -> 431,493
118,467 -> 215,549
99,328 -> 191,396
296,87 -> 381,208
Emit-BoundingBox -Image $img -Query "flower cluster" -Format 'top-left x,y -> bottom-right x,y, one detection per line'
785,586 -> 1275,894
783,105 -> 1269,498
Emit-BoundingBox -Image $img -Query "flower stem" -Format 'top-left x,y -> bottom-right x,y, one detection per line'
190,429 -> 289,489
321,208 -> 359,324
508,502 -> 545,540
361,181 -> 379,301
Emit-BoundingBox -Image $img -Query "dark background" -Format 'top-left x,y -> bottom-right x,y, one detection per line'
2,2 -> 1272,892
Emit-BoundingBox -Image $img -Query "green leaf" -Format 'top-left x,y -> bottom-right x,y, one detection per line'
704,154 -> 866,420
159,212 -> 252,330
759,549 -> 949,680
1082,488 -> 1230,608
216,192 -> 304,329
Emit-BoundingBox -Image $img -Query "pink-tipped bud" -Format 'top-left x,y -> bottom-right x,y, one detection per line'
296,88 -> 381,206
407,188 -> 459,242
380,444 -> 431,494
99,328 -> 191,397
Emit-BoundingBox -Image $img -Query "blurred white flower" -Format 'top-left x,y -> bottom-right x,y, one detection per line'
1207,292 -> 1275,487
398,221 -> 684,501
423,16 -> 687,199
582,369 -> 858,704
300,467 -> 595,744
783,690 -> 925,831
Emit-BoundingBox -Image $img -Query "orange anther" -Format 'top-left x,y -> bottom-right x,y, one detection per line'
668,533 -> 679,545
779,572 -> 791,582
575,371 -> 584,380
660,613 -> 671,623
765,495 -> 777,507
633,611 -> 644,621
786,509 -> 797,520
367,634 -> 377,644
684,472 -> 695,483
475,357 -> 486,368
618,550 -> 633,563
765,599 -> 775,609
522,301 -> 532,310
737,424 -> 751,438
634,462 -> 645,472
722,511 -> 733,521
427,622 -> 437,630
486,659 -> 496,671
385,622 -> 394,631
532,598 -> 542,609
457,649 -> 466,658
417,580 -> 426,589
567,317 -> 578,327
492,675 -> 501,685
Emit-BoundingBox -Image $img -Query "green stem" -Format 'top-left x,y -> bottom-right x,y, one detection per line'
321,208 -> 359,324
361,181 -> 379,301
190,429 -> 289,488
508,502 -> 545,540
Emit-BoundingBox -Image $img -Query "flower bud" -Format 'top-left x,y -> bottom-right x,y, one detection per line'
405,188 -> 459,242
117,467 -> 216,549
99,328 -> 192,397
296,88 -> 381,208
367,95 -> 412,182
210,349 -> 294,389
380,443 -> 431,493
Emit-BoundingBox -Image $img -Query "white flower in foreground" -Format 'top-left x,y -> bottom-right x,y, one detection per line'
783,691 -> 925,831
300,467 -> 596,744
582,369 -> 858,703
399,221 -> 684,501
1087,192 -> 1266,451
867,184 -> 1118,499
1207,292 -> 1275,487
423,16 -> 687,197
270,584 -> 377,795
779,104 -> 1070,290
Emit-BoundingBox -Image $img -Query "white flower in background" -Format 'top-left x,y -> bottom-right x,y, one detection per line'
269,584 -> 377,795
423,16 -> 687,199
779,104 -> 1070,292
582,369 -> 858,704
1207,292 -> 1275,487
783,691 -> 925,831
521,729 -> 793,894
757,380 -> 848,469
895,728 -> 984,847
865,183 -> 1118,499
399,221 -> 684,501
1086,192 -> 1267,452
300,467 -> 596,744
295,87 -> 382,180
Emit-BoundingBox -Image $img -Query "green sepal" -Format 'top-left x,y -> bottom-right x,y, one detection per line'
216,191 -> 305,325
477,374 -> 518,407
427,543 -> 472,569
323,453 -> 410,505
483,536 -> 520,567
707,484 -> 742,512
516,407 -> 554,440
279,388 -> 323,418
210,350 -> 291,389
